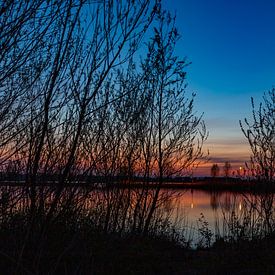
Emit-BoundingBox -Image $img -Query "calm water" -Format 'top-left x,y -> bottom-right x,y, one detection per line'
165,189 -> 275,245
0,186 -> 274,246
168,189 -> 248,228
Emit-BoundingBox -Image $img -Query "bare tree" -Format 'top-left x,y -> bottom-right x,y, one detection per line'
77,9 -> 208,235
39,0 -> 159,221
240,89 -> 275,182
139,10 -> 208,234
0,0 -> 51,165
211,164 -> 220,178
0,0 -> 209,240
224,161 -> 231,177
0,0 -> 160,225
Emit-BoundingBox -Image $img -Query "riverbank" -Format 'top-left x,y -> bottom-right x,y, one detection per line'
95,234 -> 275,275
0,182 -> 274,274
0,197 -> 274,275
82,233 -> 275,274
0,226 -> 274,274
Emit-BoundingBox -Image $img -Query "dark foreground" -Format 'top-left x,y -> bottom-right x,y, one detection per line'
0,184 -> 274,274
0,223 -> 274,274
94,235 -> 275,275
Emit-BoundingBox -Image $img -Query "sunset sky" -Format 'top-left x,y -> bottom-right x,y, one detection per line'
163,0 -> 275,176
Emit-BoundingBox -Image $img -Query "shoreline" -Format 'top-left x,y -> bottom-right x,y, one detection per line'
0,178 -> 274,193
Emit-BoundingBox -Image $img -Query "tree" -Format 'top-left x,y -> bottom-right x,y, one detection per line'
139,10 -> 208,234
0,0 -> 160,221
223,161 -> 231,177
240,89 -> 275,182
0,0 -> 51,165
141,10 -> 207,179
211,164 -> 220,177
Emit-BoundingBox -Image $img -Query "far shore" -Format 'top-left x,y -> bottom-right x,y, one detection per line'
0,176 -> 274,192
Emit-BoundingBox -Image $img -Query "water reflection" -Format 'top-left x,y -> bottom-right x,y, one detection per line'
0,186 -> 274,246
169,190 -> 275,244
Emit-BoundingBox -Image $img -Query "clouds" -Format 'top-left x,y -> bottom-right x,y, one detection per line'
196,135 -> 251,176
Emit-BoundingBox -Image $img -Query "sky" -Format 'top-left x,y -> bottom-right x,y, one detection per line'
163,0 -> 275,176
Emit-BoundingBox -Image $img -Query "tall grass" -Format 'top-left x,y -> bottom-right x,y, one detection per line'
0,186 -> 274,273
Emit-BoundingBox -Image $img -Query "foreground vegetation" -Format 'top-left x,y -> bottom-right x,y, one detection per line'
0,1 -> 274,273
0,186 -> 274,274
1,220 -> 274,274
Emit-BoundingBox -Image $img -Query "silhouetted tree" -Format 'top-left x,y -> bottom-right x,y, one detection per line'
0,0 -> 160,226
240,89 -> 275,182
140,10 -> 208,234
224,161 -> 232,177
211,164 -> 220,177
0,1 -> 210,251
0,0 -> 50,166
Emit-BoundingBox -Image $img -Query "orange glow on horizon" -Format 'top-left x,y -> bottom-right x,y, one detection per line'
193,136 -> 251,176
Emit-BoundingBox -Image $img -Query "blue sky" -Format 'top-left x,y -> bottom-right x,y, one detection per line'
163,0 -> 275,175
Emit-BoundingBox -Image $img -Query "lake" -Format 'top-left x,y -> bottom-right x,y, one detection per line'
0,185 -> 274,247
165,189 -> 275,246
